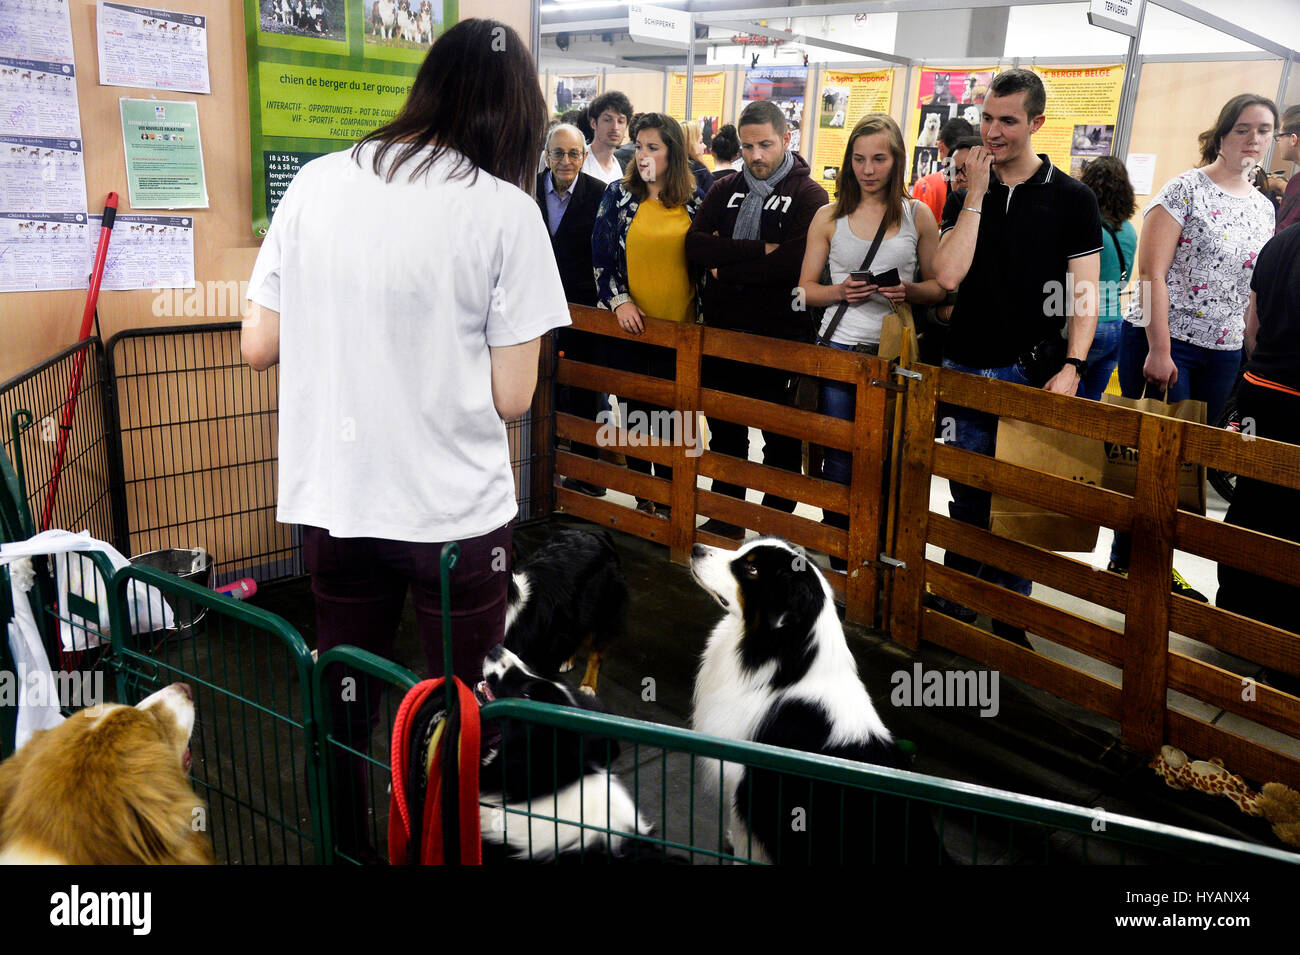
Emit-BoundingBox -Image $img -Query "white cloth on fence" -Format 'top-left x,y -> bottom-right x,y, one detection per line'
0,530 -> 175,652
3,554 -> 64,750
1,530 -> 176,750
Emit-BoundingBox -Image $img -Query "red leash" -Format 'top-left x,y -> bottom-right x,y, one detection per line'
389,676 -> 482,865
41,193 -> 118,531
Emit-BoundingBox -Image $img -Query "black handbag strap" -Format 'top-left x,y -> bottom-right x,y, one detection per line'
1103,222 -> 1128,279
816,213 -> 890,346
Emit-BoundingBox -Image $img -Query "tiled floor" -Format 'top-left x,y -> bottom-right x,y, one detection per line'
581,422 -> 1298,762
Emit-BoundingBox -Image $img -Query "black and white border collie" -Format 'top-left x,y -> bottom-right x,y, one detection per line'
477,646 -> 654,863
690,537 -> 946,864
505,529 -> 627,696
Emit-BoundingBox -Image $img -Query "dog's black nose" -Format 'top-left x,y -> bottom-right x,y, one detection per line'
692,544 -> 708,559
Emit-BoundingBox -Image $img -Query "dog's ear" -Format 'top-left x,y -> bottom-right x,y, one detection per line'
118,777 -> 214,865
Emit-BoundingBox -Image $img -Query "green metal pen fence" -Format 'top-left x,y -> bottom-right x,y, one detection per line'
3,437 -> 1298,864
105,562 -> 323,864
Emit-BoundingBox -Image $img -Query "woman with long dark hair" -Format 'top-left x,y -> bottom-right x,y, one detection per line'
242,19 -> 571,857
1077,156 -> 1137,401
797,113 -> 945,568
1109,94 -> 1277,595
592,112 -> 704,518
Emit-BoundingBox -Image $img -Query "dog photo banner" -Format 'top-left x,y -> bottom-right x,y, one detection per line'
908,65 -> 999,187
812,68 -> 894,203
243,0 -> 459,235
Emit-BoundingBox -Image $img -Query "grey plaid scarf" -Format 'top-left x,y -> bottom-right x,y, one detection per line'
731,149 -> 795,241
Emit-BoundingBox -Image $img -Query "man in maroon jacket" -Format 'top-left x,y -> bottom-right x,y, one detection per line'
1274,105 -> 1300,233
685,100 -> 829,539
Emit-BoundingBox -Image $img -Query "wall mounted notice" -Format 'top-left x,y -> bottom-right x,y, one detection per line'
244,0 -> 459,235
88,213 -> 194,289
97,3 -> 210,94
0,212 -> 89,291
0,56 -> 81,138
0,0 -> 75,63
1125,152 -> 1157,195
120,97 -> 208,208
0,135 -> 86,212
813,69 -> 894,202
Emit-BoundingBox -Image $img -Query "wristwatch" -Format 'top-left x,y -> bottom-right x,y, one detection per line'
1062,357 -> 1088,376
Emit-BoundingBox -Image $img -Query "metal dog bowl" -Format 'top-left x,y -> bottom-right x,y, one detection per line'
129,547 -> 212,637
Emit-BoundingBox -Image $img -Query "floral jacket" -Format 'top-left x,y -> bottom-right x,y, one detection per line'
591,180 -> 705,321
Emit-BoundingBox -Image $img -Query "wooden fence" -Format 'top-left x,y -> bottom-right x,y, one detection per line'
888,363 -> 1300,789
545,305 -> 900,627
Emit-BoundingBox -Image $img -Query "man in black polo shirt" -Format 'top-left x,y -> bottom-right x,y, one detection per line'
933,69 -> 1101,647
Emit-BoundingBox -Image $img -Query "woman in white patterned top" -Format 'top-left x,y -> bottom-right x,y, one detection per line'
1118,94 -> 1278,424
1110,94 -> 1277,590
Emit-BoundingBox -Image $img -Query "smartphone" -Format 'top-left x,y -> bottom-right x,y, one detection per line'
848,269 -> 874,283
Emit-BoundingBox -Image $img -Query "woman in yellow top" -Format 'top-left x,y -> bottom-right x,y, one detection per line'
592,112 -> 704,518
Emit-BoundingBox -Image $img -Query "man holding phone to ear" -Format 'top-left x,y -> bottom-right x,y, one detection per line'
931,68 -> 1102,648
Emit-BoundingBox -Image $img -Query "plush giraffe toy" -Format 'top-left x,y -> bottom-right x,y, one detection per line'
1151,745 -> 1300,848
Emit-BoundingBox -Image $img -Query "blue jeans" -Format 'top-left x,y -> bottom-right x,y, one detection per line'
938,359 -> 1034,607
1077,320 -> 1121,402
1116,322 -> 1240,425
1110,322 -> 1241,568
819,341 -> 856,490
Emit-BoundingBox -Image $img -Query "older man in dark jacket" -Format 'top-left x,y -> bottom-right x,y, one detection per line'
685,100 -> 829,537
537,123 -> 607,495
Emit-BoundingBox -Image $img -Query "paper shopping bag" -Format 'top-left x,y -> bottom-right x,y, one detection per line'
989,419 -> 1106,552
1099,393 -> 1207,515
878,303 -> 919,365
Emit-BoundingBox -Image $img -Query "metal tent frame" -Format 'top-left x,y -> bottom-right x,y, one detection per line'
534,0 -> 1300,171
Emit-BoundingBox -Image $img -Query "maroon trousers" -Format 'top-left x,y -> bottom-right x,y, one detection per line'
303,520 -> 513,861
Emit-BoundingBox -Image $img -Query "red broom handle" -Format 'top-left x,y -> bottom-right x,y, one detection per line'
41,192 -> 118,531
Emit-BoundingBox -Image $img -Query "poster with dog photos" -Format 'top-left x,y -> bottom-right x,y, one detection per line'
0,211 -> 90,291
0,56 -> 81,138
1031,65 -> 1125,177
0,135 -> 86,212
0,0 -> 75,64
908,66 -> 998,187
97,2 -> 210,94
87,213 -> 194,289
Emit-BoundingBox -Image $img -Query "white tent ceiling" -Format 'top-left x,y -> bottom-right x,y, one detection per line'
538,0 -> 1300,71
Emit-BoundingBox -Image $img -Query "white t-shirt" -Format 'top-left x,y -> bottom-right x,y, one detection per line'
247,144 -> 570,542
1139,168 -> 1275,350
582,147 -> 623,185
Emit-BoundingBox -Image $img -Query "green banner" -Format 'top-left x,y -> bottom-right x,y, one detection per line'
244,0 -> 459,235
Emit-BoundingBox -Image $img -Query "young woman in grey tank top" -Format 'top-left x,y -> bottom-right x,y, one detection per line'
797,114 -> 945,569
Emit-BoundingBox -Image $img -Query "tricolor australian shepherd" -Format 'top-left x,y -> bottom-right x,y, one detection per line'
0,684 -> 212,865
505,528 -> 627,696
477,646 -> 668,863
690,538 -> 946,864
